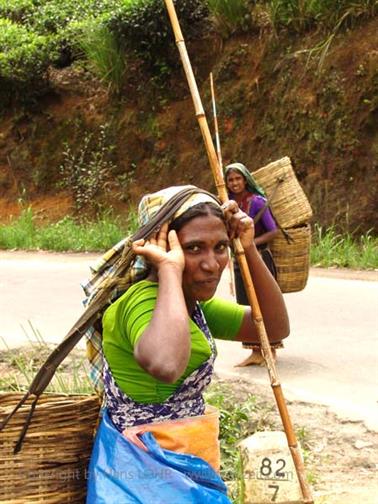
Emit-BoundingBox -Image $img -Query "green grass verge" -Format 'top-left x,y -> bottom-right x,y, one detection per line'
311,223 -> 378,270
1,208 -> 377,269
0,207 -> 139,252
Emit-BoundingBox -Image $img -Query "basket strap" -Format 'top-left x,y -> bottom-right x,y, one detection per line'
13,395 -> 39,454
253,176 -> 294,244
253,175 -> 284,225
0,186 -> 220,452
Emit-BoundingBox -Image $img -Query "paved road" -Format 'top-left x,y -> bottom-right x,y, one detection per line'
1,251 -> 377,431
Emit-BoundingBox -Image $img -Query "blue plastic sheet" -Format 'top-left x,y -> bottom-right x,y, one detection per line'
86,410 -> 231,503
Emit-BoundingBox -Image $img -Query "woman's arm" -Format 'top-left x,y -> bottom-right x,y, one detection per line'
254,201 -> 279,246
223,201 -> 289,344
131,224 -> 191,383
254,228 -> 279,247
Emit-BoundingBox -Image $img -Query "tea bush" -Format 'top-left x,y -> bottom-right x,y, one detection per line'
207,0 -> 252,37
0,0 -> 34,22
0,18 -> 55,103
22,0 -> 121,35
108,0 -> 209,75
1,0 -> 376,107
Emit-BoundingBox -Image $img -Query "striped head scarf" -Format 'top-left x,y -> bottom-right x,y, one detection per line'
83,185 -> 221,395
225,162 -> 266,197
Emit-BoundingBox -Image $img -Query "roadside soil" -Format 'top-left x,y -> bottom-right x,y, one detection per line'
218,377 -> 378,504
1,344 -> 377,504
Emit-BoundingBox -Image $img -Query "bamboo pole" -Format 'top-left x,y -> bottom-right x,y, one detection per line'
209,72 -> 223,169
209,72 -> 235,298
163,1 -> 313,502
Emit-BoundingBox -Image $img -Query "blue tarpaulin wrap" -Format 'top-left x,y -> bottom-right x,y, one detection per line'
86,410 -> 232,503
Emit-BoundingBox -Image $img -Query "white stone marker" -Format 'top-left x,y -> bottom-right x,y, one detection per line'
238,431 -> 305,504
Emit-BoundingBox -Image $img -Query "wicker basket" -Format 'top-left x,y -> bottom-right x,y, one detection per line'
0,393 -> 100,503
271,224 -> 311,293
253,157 -> 313,228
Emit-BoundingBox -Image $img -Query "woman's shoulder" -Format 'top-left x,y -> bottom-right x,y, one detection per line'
105,280 -> 158,315
252,194 -> 267,205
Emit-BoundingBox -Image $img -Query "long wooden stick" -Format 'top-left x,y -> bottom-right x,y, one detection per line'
209,72 -> 235,298
163,2 -> 313,502
209,72 -> 223,169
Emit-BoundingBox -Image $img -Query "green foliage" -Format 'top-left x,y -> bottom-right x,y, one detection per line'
205,382 -> 275,502
77,21 -> 126,93
0,18 -> 55,101
59,123 -> 117,213
311,224 -> 378,269
0,207 -> 137,251
0,328 -> 92,394
1,209 -> 377,268
0,0 -> 34,22
1,0 -> 376,106
206,0 -> 251,37
21,0 -> 126,68
35,213 -> 126,252
108,0 -> 208,76
265,0 -> 377,33
206,384 -> 263,477
21,0 -> 121,35
0,204 -> 35,249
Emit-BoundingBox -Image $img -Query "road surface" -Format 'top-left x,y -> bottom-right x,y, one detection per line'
1,250 -> 377,431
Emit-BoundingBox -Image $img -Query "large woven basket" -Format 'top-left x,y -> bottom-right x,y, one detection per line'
0,393 -> 100,503
253,157 -> 312,228
271,224 -> 311,293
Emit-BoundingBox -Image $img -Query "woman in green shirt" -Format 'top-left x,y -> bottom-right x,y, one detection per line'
87,185 -> 289,503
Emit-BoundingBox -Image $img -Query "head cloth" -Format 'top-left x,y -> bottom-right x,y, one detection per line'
225,162 -> 265,197
138,185 -> 221,226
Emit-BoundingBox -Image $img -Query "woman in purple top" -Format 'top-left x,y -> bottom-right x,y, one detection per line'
225,162 -> 283,366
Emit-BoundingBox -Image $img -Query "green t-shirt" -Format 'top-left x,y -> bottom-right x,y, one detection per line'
102,280 -> 244,403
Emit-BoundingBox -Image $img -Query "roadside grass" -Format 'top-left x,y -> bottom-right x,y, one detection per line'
0,209 -> 376,269
311,223 -> 378,270
0,326 -> 92,394
0,207 -> 137,252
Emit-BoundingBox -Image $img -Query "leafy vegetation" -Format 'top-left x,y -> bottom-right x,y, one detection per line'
0,326 -> 92,394
0,210 -> 376,269
107,0 -> 208,77
0,0 -> 376,105
0,18 -> 55,98
59,123 -> 117,213
0,207 -> 137,251
264,0 -> 377,33
205,381 -> 275,493
207,0 -> 251,36
77,21 -> 126,93
311,224 -> 378,269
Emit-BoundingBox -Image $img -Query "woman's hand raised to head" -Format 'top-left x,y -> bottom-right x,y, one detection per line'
222,200 -> 255,249
132,223 -> 185,274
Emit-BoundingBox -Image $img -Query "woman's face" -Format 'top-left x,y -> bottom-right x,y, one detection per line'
176,213 -> 230,306
226,170 -> 247,194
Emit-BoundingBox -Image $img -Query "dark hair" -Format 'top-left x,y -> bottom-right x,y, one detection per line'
226,167 -> 246,181
169,202 -> 225,232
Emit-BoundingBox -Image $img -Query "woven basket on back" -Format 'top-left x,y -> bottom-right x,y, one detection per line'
0,393 -> 100,504
271,224 -> 312,293
253,157 -> 312,229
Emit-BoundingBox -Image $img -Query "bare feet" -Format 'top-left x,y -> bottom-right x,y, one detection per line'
235,348 -> 277,367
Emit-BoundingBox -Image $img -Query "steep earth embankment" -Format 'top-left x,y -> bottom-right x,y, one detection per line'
0,17 -> 377,232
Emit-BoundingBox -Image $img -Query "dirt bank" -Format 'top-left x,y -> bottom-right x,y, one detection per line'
1,18 -> 377,234
222,377 -> 378,504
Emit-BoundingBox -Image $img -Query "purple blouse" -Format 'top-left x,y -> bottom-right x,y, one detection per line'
232,193 -> 277,238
